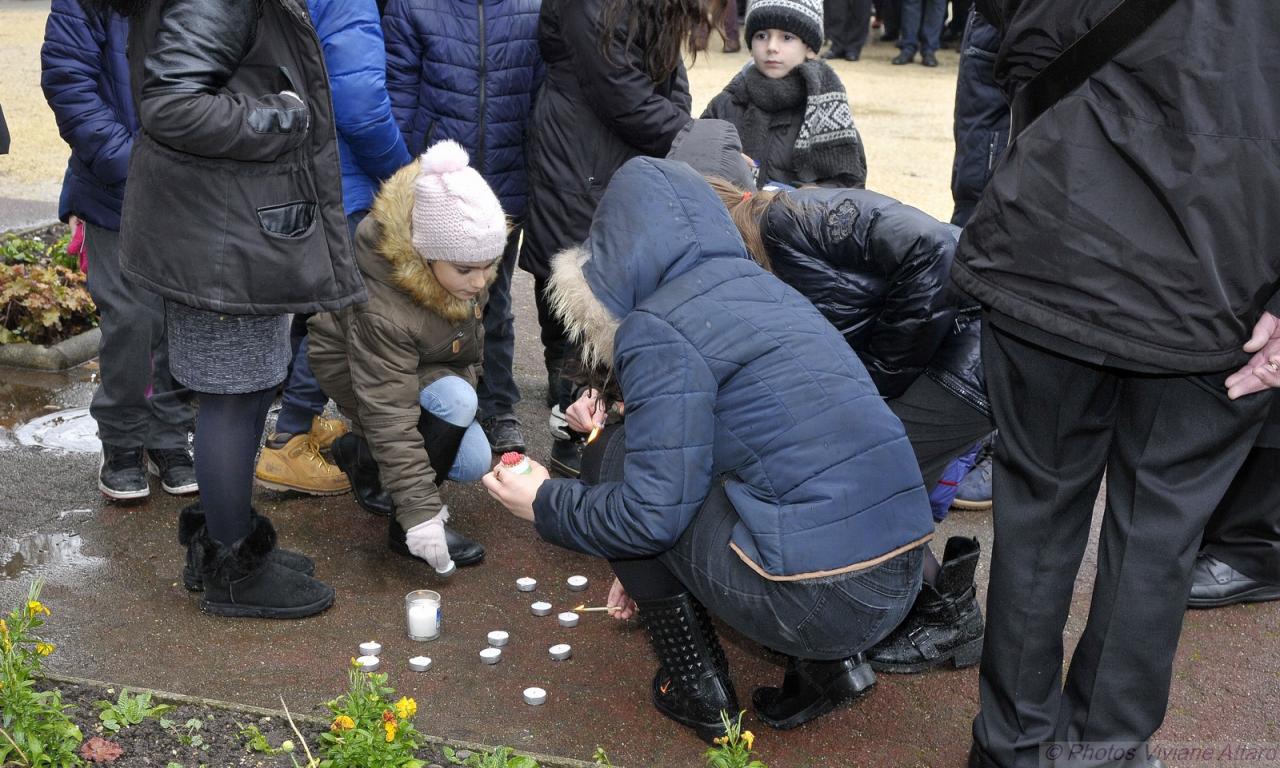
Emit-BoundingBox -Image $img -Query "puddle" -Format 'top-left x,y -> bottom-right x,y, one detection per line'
0,531 -> 99,579
13,407 -> 101,453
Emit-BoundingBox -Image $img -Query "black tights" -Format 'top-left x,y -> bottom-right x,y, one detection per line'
194,388 -> 275,545
583,424 -> 687,602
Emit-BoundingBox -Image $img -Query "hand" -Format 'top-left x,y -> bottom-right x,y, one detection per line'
481,459 -> 551,521
565,388 -> 607,434
1226,312 -> 1280,399
405,508 -> 455,576
606,578 -> 637,620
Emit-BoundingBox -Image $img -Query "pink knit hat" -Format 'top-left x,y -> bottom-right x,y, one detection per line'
411,140 -> 507,264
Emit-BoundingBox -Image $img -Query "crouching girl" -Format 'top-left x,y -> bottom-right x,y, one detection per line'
483,156 -> 934,739
309,140 -> 504,574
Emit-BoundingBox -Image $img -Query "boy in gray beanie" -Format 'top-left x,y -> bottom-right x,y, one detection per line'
703,0 -> 867,190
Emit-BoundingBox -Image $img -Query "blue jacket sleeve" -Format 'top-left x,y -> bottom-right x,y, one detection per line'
532,312 -> 717,558
40,0 -> 132,186
381,0 -> 423,152
311,0 -> 411,181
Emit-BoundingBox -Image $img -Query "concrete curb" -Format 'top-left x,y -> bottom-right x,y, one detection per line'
42,672 -> 613,768
0,327 -> 100,370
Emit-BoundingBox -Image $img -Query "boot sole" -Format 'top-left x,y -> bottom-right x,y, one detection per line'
200,591 -> 335,619
548,457 -> 581,479
870,636 -> 984,674
1187,585 -> 1280,609
145,458 -> 199,495
950,499 -> 993,512
651,696 -> 731,743
254,478 -> 351,496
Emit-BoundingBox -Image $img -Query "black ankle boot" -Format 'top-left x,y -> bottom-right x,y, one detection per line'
178,504 -> 314,591
867,536 -> 984,673
193,515 -> 334,619
637,593 -> 738,743
331,433 -> 394,516
751,653 -> 876,730
388,516 -> 486,567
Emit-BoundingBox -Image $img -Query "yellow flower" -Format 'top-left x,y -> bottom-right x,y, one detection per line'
713,736 -> 728,746
383,720 -> 397,742
35,642 -> 54,656
330,715 -> 355,732
0,618 -> 7,636
742,731 -> 755,751
26,600 -> 50,617
394,696 -> 417,720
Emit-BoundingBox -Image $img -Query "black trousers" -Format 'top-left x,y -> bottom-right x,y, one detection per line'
825,0 -> 874,54
971,322 -> 1271,768
1200,400 -> 1280,584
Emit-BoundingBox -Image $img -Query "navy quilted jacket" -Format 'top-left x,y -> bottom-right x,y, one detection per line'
41,0 -> 136,230
383,0 -> 543,218
307,0 -> 411,216
533,158 -> 934,579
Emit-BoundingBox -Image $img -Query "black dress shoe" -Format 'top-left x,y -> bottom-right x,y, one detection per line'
751,653 -> 876,730
921,51 -> 939,67
388,517 -> 485,567
1187,553 -> 1280,608
892,50 -> 915,65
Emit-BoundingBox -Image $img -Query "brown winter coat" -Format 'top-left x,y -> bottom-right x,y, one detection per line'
308,162 -> 493,530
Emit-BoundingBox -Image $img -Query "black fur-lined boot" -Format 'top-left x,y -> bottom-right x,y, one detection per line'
867,536 -> 984,673
178,504 -> 314,591
637,593 -> 738,743
193,514 -> 334,619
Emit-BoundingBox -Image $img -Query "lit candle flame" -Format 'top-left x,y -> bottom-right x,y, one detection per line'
586,425 -> 602,445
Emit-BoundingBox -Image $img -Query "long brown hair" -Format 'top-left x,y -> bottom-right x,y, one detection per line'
599,0 -> 720,82
704,176 -> 796,273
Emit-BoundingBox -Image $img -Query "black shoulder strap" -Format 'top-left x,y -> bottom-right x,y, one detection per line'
1010,0 -> 1177,135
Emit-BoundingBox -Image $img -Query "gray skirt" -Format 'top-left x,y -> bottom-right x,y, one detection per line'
165,301 -> 290,394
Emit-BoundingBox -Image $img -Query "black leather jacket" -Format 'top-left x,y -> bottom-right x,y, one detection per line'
762,187 -> 987,415
120,0 -> 364,315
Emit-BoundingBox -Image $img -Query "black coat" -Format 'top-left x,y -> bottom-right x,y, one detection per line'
763,187 -> 987,414
120,0 -> 364,315
948,7 -> 1006,227
956,0 -> 1280,373
519,0 -> 692,279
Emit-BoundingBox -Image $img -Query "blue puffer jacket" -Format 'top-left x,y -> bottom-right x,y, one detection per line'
533,158 -> 934,579
307,0 -> 411,217
40,0 -> 135,230
383,0 -> 543,218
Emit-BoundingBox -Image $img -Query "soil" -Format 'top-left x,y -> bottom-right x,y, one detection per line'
44,678 -> 463,768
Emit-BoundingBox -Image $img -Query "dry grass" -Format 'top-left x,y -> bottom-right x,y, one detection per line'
0,5 -> 959,220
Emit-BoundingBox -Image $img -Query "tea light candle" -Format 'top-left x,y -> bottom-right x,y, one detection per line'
516,577 -> 538,592
355,655 -> 380,672
359,641 -> 382,657
566,575 -> 588,592
549,643 -> 572,661
405,589 -> 442,641
487,630 -> 510,647
408,656 -> 432,672
530,601 -> 553,616
480,647 -> 502,665
557,611 -> 579,628
523,687 -> 547,706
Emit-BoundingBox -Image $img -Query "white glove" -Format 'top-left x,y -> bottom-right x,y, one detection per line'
405,506 -> 455,576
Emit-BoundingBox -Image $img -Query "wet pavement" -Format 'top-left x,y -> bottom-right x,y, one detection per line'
1,270 -> 1278,767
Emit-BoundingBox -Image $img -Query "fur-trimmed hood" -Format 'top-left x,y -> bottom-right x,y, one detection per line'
362,161 -> 497,323
547,157 -> 749,370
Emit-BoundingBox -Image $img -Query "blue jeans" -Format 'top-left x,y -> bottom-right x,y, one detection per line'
898,0 -> 946,54
477,226 -> 523,420
275,210 -> 369,435
419,376 -> 491,482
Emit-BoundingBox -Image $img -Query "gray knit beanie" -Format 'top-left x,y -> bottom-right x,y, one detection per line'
745,0 -> 824,54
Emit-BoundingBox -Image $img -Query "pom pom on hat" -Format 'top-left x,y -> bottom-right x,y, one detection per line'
411,140 -> 507,264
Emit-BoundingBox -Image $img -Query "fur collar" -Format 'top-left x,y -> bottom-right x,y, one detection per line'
548,244 -> 620,371
367,162 -> 496,323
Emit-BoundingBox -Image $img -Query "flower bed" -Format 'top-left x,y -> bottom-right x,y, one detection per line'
0,224 -> 96,349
